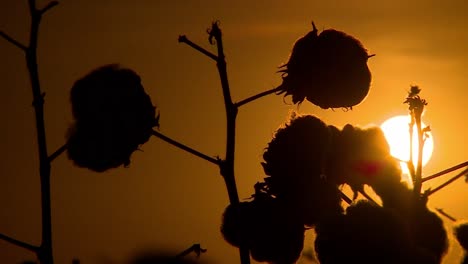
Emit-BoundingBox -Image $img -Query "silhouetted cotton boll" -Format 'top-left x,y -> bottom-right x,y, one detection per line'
67,64 -> 159,172
221,196 -> 305,264
261,114 -> 343,226
327,124 -> 401,197
315,201 -> 412,264
409,204 -> 448,263
277,22 -> 372,109
455,223 -> 468,264
455,223 -> 468,251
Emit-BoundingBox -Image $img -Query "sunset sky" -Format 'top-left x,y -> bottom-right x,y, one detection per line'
0,0 -> 467,263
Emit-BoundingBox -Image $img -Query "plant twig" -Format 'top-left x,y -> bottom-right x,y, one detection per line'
151,130 -> 220,165
174,243 -> 207,259
359,190 -> 379,206
0,233 -> 39,252
0,31 -> 27,51
422,161 -> 468,183
235,87 -> 282,108
340,191 -> 352,205
39,1 -> 59,15
425,168 -> 468,197
178,35 -> 218,61
414,113 -> 424,195
435,208 -> 457,222
48,143 -> 68,162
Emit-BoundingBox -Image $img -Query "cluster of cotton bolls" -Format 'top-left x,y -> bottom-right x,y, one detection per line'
221,114 -> 449,264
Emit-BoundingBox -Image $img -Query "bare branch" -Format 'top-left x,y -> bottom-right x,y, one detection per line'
235,87 -> 283,108
425,168 -> 468,197
178,35 -> 218,61
0,31 -> 27,51
28,0 -> 36,15
175,243 -> 207,259
435,208 -> 457,222
48,143 -> 68,162
422,161 -> 468,183
39,1 -> 59,15
152,130 -> 220,165
340,191 -> 352,205
0,232 -> 39,252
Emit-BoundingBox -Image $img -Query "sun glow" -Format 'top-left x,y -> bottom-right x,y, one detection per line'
380,115 -> 434,176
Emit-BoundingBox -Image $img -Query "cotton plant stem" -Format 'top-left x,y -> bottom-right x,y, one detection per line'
425,168 -> 468,197
178,35 -> 217,61
408,116 -> 416,189
413,114 -> 424,196
21,1 -> 58,263
422,161 -> 468,183
235,87 -> 283,108
209,22 -> 250,264
0,31 -> 27,50
174,243 -> 207,259
340,191 -> 352,205
151,130 -> 220,165
435,208 -> 457,222
48,143 -> 68,162
179,23 -> 249,264
0,233 -> 39,252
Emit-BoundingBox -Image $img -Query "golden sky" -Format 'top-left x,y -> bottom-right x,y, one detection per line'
0,0 -> 467,263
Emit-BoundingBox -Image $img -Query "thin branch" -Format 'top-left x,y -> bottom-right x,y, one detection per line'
174,243 -> 207,259
340,191 -> 352,205
435,208 -> 457,222
0,31 -> 27,51
422,161 -> 468,183
235,86 -> 283,108
39,1 -> 59,15
413,114 -> 424,195
0,233 -> 39,253
48,143 -> 68,162
151,130 -> 220,165
178,35 -> 218,61
359,190 -> 379,206
425,168 -> 468,197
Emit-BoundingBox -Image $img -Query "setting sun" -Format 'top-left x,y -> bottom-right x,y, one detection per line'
380,115 -> 434,175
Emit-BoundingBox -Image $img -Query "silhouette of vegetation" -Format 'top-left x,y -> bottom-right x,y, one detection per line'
67,64 -> 159,172
1,1 -> 468,264
455,223 -> 468,264
276,22 -> 372,109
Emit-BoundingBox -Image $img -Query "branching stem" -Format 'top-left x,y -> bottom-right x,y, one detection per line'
207,22 -> 250,264
0,1 -> 60,263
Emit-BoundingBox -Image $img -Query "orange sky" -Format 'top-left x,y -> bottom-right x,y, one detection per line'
0,0 -> 467,263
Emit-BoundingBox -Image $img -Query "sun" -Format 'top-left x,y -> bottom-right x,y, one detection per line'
380,115 -> 434,176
